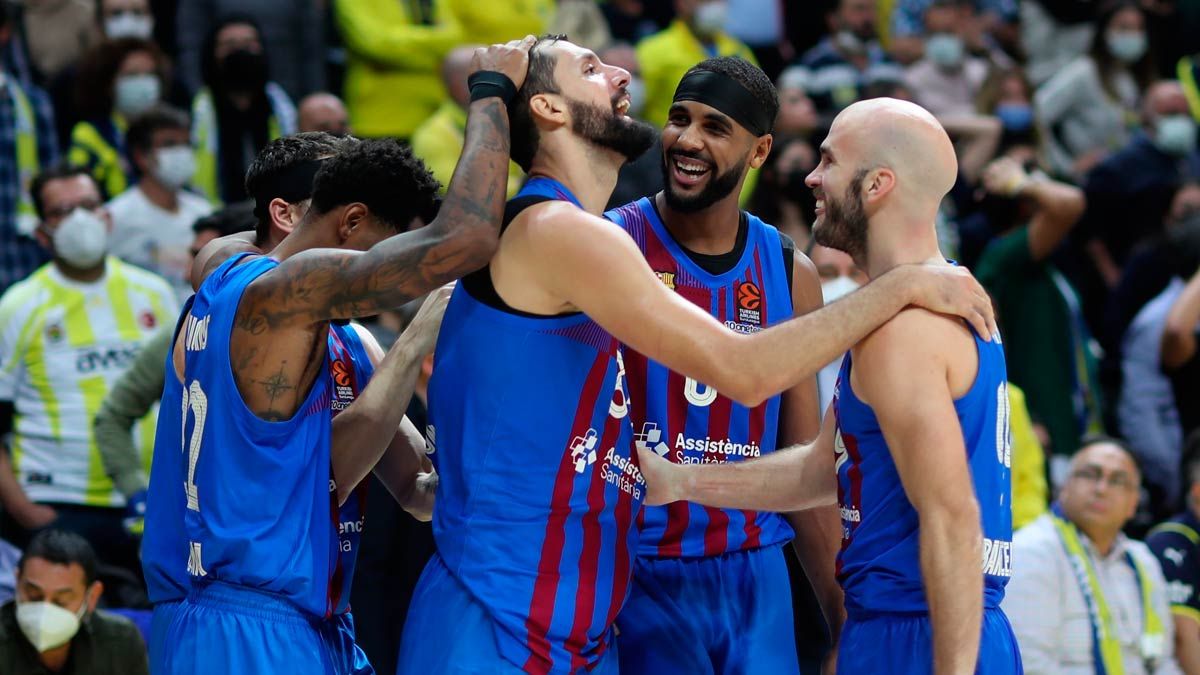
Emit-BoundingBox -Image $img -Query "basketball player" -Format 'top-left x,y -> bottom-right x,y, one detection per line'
605,57 -> 840,673
396,36 -> 997,674
156,40 -> 534,674
637,98 -> 1022,674
144,135 -> 454,675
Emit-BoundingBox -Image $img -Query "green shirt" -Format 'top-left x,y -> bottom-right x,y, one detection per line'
0,601 -> 149,675
975,225 -> 1103,457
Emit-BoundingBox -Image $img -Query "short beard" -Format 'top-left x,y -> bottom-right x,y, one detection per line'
813,168 -> 870,260
660,150 -> 748,214
567,97 -> 658,164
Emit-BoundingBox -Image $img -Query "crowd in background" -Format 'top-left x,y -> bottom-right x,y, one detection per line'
0,0 -> 1197,672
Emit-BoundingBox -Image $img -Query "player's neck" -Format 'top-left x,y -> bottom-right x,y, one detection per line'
654,192 -> 742,255
528,141 -> 622,215
270,222 -> 324,262
863,216 -> 944,279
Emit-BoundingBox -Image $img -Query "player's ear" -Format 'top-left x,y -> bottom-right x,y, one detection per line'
864,167 -> 896,203
530,92 -> 566,128
337,203 -> 368,244
748,133 -> 773,170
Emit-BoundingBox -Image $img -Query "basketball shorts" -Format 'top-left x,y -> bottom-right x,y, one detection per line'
150,599 -> 182,673
837,606 -> 1022,674
160,581 -> 372,675
616,543 -> 800,674
397,553 -> 619,674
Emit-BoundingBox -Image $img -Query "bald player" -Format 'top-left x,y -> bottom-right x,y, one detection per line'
638,98 -> 1021,674
298,93 -> 351,136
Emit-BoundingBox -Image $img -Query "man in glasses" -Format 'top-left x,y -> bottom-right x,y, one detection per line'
0,164 -> 178,599
1004,436 -> 1183,674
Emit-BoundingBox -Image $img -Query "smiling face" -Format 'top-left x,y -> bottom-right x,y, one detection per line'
660,99 -> 764,213
805,119 -> 870,260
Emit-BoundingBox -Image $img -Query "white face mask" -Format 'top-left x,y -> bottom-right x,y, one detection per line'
153,145 -> 197,190
104,12 -> 153,40
16,600 -> 86,652
692,1 -> 728,37
821,275 -> 861,303
1106,30 -> 1147,64
1154,114 -> 1198,157
925,33 -> 964,69
114,74 -> 160,118
52,208 -> 109,269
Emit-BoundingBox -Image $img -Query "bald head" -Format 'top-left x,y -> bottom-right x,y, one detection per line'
443,46 -> 480,108
832,98 -> 958,204
298,93 -> 349,136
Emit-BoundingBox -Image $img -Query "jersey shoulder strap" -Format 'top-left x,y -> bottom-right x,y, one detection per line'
776,227 -> 796,295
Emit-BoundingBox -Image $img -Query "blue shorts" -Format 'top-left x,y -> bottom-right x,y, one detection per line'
150,599 -> 182,673
396,553 -> 618,675
837,607 -> 1022,675
616,544 -> 799,675
160,582 -> 373,675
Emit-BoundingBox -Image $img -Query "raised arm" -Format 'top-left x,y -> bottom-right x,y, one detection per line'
1163,267 -> 1200,370
857,310 -> 982,675
239,38 -> 534,327
526,205 -> 997,407
981,158 -> 1085,262
329,287 -> 449,506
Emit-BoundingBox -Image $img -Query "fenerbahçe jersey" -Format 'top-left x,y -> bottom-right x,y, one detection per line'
0,258 -> 177,507
605,197 -> 794,558
832,328 -> 1013,616
178,252 -> 342,618
426,178 -> 644,673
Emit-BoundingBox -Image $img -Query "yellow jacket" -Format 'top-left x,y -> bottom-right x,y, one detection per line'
67,117 -> 128,201
411,101 -> 524,199
635,20 -> 756,130
445,0 -> 552,45
336,0 -> 462,139
1010,383 -> 1049,530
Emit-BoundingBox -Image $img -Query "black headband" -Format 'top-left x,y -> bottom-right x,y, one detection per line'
672,70 -> 773,137
252,158 -> 325,221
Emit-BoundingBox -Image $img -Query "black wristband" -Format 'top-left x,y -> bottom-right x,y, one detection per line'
468,70 -> 518,105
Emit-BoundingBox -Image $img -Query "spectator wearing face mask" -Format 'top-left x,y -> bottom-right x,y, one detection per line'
106,105 -> 211,301
636,0 -> 756,129
0,165 -> 177,595
889,0 -> 1019,65
903,0 -> 992,118
976,68 -> 1037,150
774,67 -> 819,139
0,529 -> 148,675
974,155 -> 1098,480
1035,1 -> 1157,181
1077,81 -> 1200,323
98,0 -> 155,41
190,15 -> 296,204
67,39 -> 168,202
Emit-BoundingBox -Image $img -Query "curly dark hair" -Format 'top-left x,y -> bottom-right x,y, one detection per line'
683,56 -> 779,136
510,34 -> 568,173
310,138 -> 441,232
73,38 -> 169,122
245,132 -> 359,243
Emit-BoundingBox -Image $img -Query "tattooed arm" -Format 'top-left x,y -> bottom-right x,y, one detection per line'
238,39 -> 534,329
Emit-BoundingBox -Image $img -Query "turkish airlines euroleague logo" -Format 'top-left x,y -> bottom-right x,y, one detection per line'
330,358 -> 355,410
736,281 -> 762,326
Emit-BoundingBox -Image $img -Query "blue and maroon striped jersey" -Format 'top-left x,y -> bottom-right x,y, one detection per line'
605,197 -> 795,558
832,328 -> 1012,616
324,322 -> 373,616
426,178 -> 645,674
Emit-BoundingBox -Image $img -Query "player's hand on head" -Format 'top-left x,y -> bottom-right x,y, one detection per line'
637,445 -> 683,506
404,283 -> 455,355
471,35 -> 537,90
904,264 -> 999,340
981,157 -> 1029,198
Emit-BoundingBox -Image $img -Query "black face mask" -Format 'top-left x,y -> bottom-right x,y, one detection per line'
219,49 -> 268,93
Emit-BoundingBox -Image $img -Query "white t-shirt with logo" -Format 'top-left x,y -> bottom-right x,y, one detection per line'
107,185 -> 213,301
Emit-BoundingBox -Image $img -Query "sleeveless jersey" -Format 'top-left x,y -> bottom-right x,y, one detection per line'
179,252 -> 338,618
832,329 -> 1013,616
427,178 -> 644,674
144,304 -> 375,614
605,197 -> 794,558
143,296 -> 194,604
